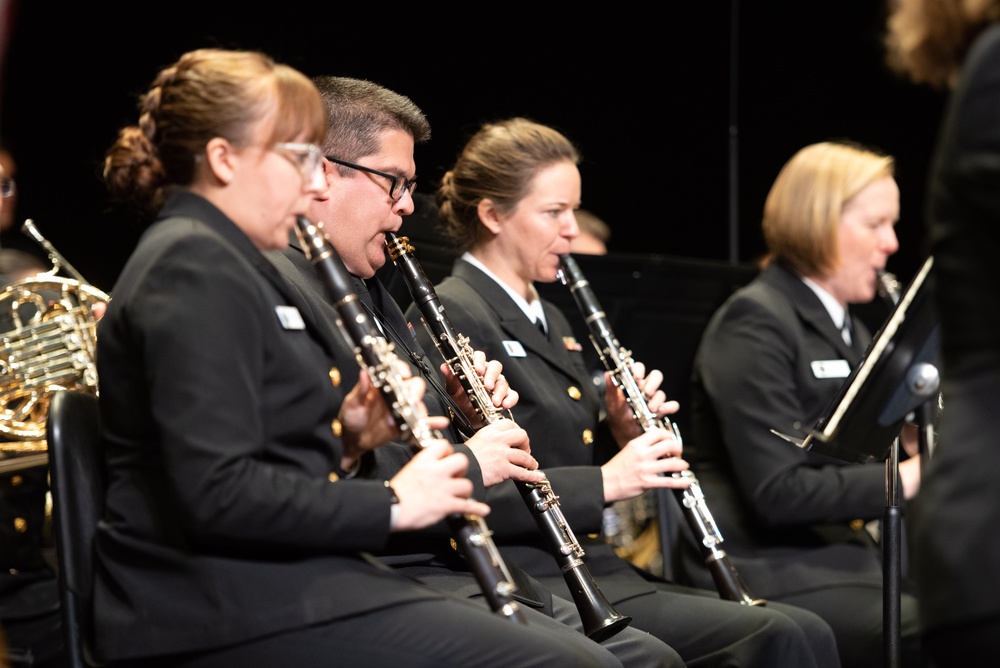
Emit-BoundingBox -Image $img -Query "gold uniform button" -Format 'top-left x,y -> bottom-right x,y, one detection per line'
329,367 -> 341,387
567,386 -> 582,400
582,429 -> 594,445
14,518 -> 27,533
10,475 -> 23,487
849,519 -> 865,531
328,472 -> 339,482
331,419 -> 343,437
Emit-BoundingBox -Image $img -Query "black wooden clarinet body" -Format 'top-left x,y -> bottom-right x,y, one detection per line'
557,253 -> 766,607
385,233 -> 631,642
293,217 -> 527,624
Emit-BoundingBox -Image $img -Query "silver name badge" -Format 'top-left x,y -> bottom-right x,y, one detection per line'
503,340 -> 527,357
811,359 -> 851,379
275,305 -> 305,330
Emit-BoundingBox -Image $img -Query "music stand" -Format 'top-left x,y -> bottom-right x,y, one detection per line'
798,256 -> 939,668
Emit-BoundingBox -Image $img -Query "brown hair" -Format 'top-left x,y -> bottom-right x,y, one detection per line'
886,0 -> 1000,88
436,117 -> 580,253
762,141 -> 895,277
104,48 -> 326,215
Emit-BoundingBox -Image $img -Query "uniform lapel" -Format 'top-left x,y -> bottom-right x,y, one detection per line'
764,264 -> 860,364
453,261 -> 576,374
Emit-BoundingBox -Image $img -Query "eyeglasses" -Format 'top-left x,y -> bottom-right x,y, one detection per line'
0,177 -> 15,198
325,156 -> 416,202
272,142 -> 325,181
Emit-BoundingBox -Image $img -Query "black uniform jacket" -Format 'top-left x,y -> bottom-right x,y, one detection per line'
93,193 -> 445,661
686,262 -> 892,597
912,23 -> 1000,632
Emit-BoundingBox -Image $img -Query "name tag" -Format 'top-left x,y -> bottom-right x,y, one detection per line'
275,305 -> 305,330
503,340 -> 527,357
811,359 -> 851,379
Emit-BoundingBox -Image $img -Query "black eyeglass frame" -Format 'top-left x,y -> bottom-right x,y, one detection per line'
325,156 -> 416,202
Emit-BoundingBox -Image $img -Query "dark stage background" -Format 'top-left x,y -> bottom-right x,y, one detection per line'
0,2 -> 945,295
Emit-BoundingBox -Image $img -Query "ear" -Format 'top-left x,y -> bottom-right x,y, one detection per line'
477,198 -> 503,235
203,137 -> 236,186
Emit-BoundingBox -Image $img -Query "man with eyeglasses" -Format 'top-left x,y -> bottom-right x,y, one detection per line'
267,75 -> 690,668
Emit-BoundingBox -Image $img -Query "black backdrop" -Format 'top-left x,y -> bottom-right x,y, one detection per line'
0,1 -> 945,295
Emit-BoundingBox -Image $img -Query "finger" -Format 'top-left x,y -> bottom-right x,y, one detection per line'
425,415 -> 451,432
462,497 -> 491,517
473,350 -> 488,373
499,387 -> 519,410
508,466 -> 546,484
482,358 -> 502,387
507,449 -> 538,470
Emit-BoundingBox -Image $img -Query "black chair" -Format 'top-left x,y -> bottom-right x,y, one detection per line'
46,389 -> 103,667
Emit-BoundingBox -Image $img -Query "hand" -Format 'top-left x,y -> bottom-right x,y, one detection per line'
900,422 -> 920,458
390,439 -> 491,531
899,454 -> 921,500
601,427 -> 688,503
339,360 -> 449,471
339,370 -> 396,470
441,350 -> 518,429
605,362 -> 680,448
465,419 -> 544,487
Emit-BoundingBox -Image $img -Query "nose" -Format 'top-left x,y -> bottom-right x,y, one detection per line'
566,210 -> 581,239
881,225 -> 900,256
304,163 -> 328,196
393,188 -> 416,216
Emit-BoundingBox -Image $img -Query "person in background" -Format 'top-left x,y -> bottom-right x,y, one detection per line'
569,208 -> 611,255
272,74 -> 685,668
685,140 -> 920,667
411,116 -> 842,668
0,138 -> 18,234
95,48 -> 603,668
0,160 -> 68,668
0,138 -> 48,264
886,1 -> 1000,665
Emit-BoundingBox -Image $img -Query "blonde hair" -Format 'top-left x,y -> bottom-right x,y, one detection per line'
762,141 -> 894,277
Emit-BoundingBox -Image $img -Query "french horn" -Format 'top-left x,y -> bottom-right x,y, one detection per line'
0,220 -> 109,457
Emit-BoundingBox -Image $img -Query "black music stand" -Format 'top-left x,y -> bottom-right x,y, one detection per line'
797,257 -> 939,668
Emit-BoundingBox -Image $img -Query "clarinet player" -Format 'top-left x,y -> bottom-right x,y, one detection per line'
686,141 -> 921,668
408,116 -> 841,668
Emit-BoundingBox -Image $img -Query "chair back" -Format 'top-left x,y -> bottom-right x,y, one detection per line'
46,389 -> 103,667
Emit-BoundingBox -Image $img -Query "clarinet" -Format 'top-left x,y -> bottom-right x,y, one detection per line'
385,233 -> 631,642
557,253 -> 766,607
293,217 -> 527,624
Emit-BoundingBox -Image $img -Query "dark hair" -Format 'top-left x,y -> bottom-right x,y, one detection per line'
310,76 -> 430,163
436,117 -> 580,252
103,48 -> 326,215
